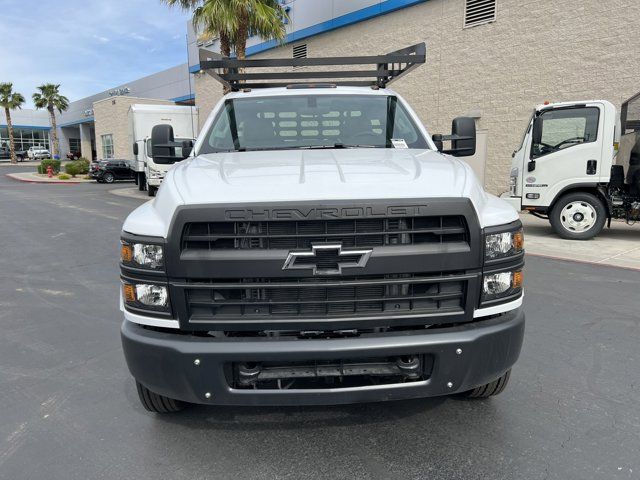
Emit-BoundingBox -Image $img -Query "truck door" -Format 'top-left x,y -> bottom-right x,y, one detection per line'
523,104 -> 603,207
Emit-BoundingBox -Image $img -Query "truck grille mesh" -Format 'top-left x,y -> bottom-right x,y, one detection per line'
184,273 -> 467,321
181,216 -> 468,251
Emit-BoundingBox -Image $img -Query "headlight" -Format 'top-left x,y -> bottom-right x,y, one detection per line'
123,282 -> 170,312
482,269 -> 523,303
485,228 -> 524,261
121,241 -> 164,270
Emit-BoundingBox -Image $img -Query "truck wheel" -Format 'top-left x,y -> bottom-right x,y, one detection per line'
462,369 -> 511,398
147,181 -> 156,197
136,381 -> 184,413
103,172 -> 115,184
549,192 -> 606,240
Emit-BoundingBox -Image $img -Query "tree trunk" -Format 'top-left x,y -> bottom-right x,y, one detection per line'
236,9 -> 249,61
48,106 -> 60,159
219,31 -> 232,95
235,9 -> 249,91
5,107 -> 16,164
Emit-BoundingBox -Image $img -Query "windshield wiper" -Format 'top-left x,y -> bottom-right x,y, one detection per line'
215,143 -> 383,153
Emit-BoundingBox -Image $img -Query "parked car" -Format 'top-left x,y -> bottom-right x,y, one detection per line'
27,146 -> 50,160
66,150 -> 82,160
0,146 -> 27,162
91,160 -> 135,183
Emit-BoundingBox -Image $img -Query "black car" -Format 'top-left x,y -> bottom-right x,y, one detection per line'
90,160 -> 135,183
0,146 -> 26,161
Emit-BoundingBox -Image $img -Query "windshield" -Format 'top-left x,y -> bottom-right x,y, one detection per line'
199,94 -> 429,153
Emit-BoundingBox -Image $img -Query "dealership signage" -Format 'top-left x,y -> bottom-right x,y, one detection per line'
108,87 -> 131,96
82,109 -> 94,117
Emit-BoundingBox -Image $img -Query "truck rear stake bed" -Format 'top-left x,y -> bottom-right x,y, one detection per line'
119,44 -> 525,413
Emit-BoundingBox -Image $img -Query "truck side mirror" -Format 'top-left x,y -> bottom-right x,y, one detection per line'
181,140 -> 193,159
132,143 -> 138,156
450,117 -> 476,157
151,124 -> 177,164
532,117 -> 543,145
432,134 -> 443,152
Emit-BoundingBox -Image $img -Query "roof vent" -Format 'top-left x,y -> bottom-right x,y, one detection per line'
464,0 -> 496,28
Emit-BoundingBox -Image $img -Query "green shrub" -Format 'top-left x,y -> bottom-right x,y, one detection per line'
65,159 -> 89,177
39,159 -> 61,174
57,173 -> 71,180
65,162 -> 81,177
77,159 -> 90,174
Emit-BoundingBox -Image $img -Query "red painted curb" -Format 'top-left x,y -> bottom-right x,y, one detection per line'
5,173 -> 83,185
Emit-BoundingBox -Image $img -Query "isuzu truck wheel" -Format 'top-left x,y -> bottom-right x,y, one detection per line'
136,382 -> 184,413
550,192 -> 606,240
462,369 -> 511,398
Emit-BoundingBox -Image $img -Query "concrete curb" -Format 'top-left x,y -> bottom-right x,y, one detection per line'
526,252 -> 640,272
109,187 -> 149,200
6,172 -> 89,184
5,173 -> 83,185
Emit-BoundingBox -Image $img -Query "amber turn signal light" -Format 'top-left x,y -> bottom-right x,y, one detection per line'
513,230 -> 524,251
121,244 -> 133,263
512,271 -> 524,290
123,283 -> 136,303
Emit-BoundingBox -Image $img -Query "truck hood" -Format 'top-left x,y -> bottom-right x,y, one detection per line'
173,149 -> 472,203
125,149 -> 519,237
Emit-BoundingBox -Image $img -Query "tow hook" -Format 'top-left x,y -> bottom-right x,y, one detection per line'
396,355 -> 421,379
237,362 -> 262,386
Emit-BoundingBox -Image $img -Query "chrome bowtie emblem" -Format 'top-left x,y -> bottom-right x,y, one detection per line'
282,243 -> 373,275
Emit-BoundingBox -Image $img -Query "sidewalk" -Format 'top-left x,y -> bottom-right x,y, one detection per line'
521,213 -> 640,270
5,171 -> 93,184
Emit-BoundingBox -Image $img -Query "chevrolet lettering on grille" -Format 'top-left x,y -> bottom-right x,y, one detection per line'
282,243 -> 373,276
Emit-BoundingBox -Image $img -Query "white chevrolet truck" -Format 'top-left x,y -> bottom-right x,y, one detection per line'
119,44 -> 525,413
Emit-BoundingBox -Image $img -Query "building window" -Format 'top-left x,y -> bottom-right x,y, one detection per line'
69,138 -> 81,152
101,134 -> 114,159
0,127 -> 50,151
464,0 -> 496,28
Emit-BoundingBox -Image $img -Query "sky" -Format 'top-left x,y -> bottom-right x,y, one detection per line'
0,0 -> 192,108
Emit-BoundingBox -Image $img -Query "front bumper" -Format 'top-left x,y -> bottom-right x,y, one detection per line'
121,308 -> 525,406
147,176 -> 163,186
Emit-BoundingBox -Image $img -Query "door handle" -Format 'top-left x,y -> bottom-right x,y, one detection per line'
586,160 -> 597,175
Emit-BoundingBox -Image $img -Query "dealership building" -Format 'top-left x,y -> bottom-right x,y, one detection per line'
0,64 -> 194,161
3,0 -> 640,193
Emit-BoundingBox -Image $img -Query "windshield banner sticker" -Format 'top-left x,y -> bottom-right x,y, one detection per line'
391,139 -> 408,149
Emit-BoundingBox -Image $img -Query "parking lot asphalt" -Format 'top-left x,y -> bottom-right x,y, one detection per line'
1,166 -> 639,480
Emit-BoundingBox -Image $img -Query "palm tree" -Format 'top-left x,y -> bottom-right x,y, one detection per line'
0,83 -> 26,164
32,84 -> 69,159
164,0 -> 288,92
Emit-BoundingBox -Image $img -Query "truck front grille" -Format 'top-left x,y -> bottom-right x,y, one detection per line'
183,273 -> 467,321
181,216 -> 468,251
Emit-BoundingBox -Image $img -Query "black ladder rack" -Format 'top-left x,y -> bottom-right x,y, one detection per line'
198,42 -> 426,91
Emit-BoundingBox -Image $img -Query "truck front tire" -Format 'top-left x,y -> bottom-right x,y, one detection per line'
462,369 -> 511,398
549,192 -> 606,240
136,381 -> 184,413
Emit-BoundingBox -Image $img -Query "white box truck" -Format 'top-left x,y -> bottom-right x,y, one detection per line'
502,97 -> 640,239
128,104 -> 198,196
